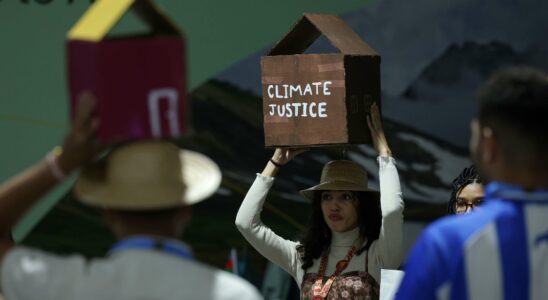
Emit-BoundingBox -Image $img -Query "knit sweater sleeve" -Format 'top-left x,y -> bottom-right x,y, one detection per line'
235,174 -> 301,280
369,156 -> 405,274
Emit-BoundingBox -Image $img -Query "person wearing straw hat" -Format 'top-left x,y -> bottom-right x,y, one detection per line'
236,103 -> 404,300
0,94 -> 262,300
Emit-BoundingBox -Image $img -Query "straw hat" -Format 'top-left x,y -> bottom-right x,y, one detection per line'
299,160 -> 379,201
74,140 -> 221,210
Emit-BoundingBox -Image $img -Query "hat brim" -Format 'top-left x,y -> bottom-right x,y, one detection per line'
74,149 -> 222,210
299,181 -> 380,202
180,150 -> 222,205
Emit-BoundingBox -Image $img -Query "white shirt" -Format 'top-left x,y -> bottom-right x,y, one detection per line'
1,242 -> 263,300
235,156 -> 404,287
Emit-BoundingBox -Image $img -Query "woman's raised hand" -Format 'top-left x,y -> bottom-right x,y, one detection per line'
261,148 -> 308,177
367,102 -> 392,157
57,91 -> 103,173
271,148 -> 309,166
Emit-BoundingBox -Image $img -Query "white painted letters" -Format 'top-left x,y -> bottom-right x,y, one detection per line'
265,81 -> 333,118
148,88 -> 180,137
318,102 -> 327,117
267,85 -> 275,99
323,81 -> 332,95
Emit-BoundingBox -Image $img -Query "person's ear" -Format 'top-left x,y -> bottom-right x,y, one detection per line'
179,206 -> 192,223
469,120 -> 480,157
177,206 -> 192,225
103,209 -> 117,225
174,206 -> 192,237
481,127 -> 497,165
103,209 -> 123,238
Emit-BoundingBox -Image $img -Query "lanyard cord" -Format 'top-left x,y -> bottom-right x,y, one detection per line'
312,238 -> 363,299
109,237 -> 193,261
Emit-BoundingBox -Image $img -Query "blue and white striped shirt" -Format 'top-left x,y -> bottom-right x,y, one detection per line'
396,182 -> 548,300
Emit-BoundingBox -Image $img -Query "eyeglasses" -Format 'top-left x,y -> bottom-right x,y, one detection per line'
455,200 -> 483,214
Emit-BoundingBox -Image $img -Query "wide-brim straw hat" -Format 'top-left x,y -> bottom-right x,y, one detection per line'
299,160 -> 379,202
74,140 -> 222,210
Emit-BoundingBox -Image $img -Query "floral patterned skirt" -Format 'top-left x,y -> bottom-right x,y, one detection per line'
300,271 -> 380,300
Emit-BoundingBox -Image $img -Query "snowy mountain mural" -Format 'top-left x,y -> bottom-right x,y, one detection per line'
217,0 -> 548,147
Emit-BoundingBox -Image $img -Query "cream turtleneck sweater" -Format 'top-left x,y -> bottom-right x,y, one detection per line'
235,156 -> 404,287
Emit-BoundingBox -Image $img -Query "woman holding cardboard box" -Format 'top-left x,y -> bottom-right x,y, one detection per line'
236,103 -> 404,299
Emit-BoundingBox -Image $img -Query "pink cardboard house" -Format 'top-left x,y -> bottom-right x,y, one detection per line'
67,0 -> 187,142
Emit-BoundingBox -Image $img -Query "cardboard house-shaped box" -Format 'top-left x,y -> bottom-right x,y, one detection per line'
67,0 -> 186,142
261,13 -> 380,147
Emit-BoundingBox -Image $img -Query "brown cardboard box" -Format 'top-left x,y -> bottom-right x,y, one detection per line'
261,13 -> 380,147
67,0 -> 187,142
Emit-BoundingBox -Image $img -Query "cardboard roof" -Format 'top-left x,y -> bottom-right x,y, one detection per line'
268,13 -> 378,56
68,0 -> 180,42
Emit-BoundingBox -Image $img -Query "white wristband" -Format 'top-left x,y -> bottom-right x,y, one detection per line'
45,147 -> 67,182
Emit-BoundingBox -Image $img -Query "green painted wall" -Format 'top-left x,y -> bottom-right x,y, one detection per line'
0,0 -> 376,240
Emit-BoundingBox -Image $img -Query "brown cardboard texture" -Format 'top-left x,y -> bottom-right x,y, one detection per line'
67,0 -> 187,142
261,13 -> 380,147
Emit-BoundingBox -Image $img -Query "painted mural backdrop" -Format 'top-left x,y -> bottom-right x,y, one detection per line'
2,0 -> 547,287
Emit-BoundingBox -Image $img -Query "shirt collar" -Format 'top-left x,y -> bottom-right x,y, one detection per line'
109,236 -> 193,260
331,227 -> 360,247
485,181 -> 548,202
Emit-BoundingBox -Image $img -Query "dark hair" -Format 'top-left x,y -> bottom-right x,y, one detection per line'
296,191 -> 382,271
447,165 -> 483,215
477,66 -> 548,172
112,207 -> 183,223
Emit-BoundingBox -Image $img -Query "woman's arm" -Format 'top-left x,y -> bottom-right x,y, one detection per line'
375,156 -> 404,268
235,148 -> 307,278
0,92 -> 101,261
367,103 -> 405,269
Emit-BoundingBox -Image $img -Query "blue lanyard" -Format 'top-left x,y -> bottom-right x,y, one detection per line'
110,237 -> 193,261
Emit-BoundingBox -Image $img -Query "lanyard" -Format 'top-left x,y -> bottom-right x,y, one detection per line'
110,237 -> 193,261
312,238 -> 363,300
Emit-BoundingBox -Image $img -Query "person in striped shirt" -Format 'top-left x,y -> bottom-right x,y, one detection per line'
396,66 -> 548,300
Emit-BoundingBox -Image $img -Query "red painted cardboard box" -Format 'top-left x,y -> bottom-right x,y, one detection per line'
67,0 -> 186,142
261,13 -> 380,147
